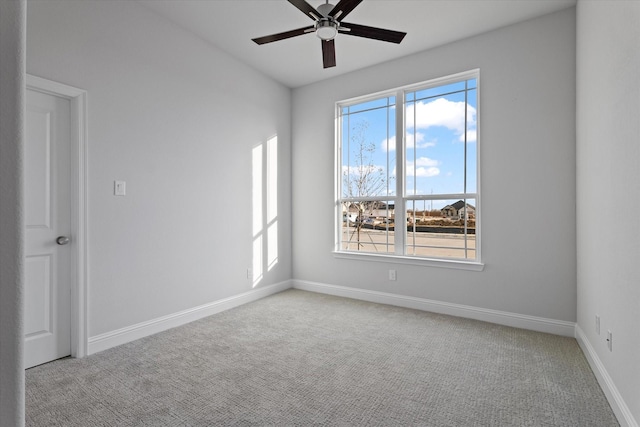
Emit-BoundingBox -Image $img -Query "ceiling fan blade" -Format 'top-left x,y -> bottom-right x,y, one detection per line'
340,22 -> 406,44
288,0 -> 322,21
329,0 -> 363,21
252,26 -> 314,45
321,39 -> 336,68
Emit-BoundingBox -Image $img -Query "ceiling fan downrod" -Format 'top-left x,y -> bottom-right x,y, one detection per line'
315,1 -> 338,40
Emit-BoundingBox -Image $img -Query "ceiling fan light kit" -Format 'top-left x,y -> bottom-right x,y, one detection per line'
315,20 -> 338,40
252,0 -> 406,69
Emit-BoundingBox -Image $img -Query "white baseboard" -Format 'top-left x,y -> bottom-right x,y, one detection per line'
87,280 -> 292,355
575,325 -> 638,427
292,280 -> 576,337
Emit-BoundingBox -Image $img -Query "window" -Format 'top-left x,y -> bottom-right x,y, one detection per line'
336,70 -> 480,268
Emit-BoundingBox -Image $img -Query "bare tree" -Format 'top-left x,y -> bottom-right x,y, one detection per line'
342,121 -> 390,249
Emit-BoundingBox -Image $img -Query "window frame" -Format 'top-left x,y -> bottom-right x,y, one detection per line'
334,70 -> 483,271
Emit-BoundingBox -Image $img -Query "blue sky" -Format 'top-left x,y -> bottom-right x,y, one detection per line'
342,79 -> 477,210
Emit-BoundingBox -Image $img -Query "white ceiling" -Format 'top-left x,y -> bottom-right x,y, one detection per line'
139,0 -> 576,88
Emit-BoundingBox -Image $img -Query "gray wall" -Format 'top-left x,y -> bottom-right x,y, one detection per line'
576,0 -> 640,423
292,9 -> 577,322
26,0 -> 292,337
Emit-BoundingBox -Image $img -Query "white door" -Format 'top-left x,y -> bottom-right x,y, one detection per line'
24,89 -> 72,369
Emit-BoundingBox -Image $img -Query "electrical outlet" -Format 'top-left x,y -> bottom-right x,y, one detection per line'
388,269 -> 396,281
247,268 -> 253,280
606,330 -> 612,351
595,315 -> 600,335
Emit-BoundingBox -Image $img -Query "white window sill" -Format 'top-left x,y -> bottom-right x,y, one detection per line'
332,251 -> 485,271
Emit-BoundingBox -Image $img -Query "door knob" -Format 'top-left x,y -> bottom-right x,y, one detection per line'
56,236 -> 70,245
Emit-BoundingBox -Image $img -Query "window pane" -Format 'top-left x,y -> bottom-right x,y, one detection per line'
341,201 -> 394,254
465,88 -> 477,193
344,96 -> 395,114
413,81 -> 466,102
405,80 -> 476,196
342,96 -> 395,198
406,198 -> 476,260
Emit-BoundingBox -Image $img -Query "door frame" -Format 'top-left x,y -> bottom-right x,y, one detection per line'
26,74 -> 88,358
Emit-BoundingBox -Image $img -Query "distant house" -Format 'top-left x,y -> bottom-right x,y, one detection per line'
342,203 -> 360,223
342,201 -> 395,222
370,202 -> 394,218
441,200 -> 475,220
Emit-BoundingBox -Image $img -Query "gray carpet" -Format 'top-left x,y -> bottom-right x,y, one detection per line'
26,289 -> 618,426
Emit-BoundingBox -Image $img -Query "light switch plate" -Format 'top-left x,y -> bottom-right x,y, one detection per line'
114,180 -> 126,196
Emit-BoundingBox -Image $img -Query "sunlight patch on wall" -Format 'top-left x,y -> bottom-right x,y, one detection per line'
267,136 -> 278,271
252,144 -> 264,285
252,136 -> 279,286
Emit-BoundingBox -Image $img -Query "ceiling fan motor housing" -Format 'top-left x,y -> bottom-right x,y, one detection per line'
317,2 -> 334,17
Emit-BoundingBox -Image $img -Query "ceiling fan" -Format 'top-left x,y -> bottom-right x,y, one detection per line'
252,0 -> 407,69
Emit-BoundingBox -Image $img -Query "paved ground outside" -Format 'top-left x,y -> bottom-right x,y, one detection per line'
341,227 -> 476,259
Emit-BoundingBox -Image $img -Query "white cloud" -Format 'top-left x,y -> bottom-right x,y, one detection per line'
381,133 -> 436,152
413,167 -> 440,177
459,129 -> 477,143
415,156 -> 439,167
406,98 -> 476,142
381,136 -> 395,152
406,157 -> 440,177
